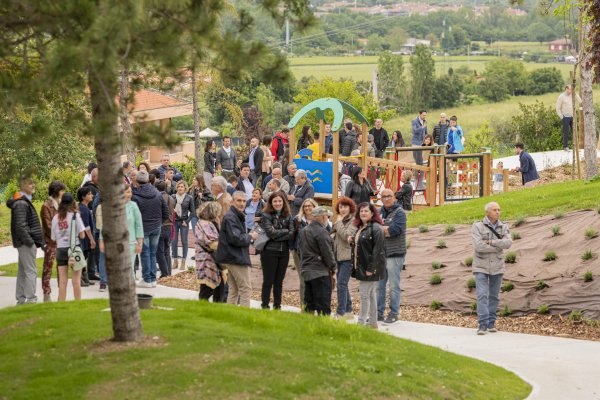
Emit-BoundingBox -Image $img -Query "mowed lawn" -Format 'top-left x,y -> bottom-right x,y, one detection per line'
408,179 -> 600,228
0,300 -> 531,400
290,54 -> 574,81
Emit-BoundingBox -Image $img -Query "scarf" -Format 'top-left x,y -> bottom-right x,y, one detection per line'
49,196 -> 59,210
175,193 -> 186,218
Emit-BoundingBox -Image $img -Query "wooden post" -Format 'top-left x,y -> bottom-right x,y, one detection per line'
426,152 -> 436,206
332,130 -> 340,214
319,119 -> 325,160
503,169 -> 509,193
482,151 -> 491,197
361,121 -> 368,171
438,154 -> 445,207
289,127 -> 296,162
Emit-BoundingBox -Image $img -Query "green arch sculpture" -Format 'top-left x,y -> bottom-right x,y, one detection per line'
287,98 -> 368,131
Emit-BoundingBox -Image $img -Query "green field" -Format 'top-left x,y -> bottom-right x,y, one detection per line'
408,179 -> 600,228
0,300 -> 531,399
290,55 -> 574,81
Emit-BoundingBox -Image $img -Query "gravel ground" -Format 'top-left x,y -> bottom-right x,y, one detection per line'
159,270 -> 600,341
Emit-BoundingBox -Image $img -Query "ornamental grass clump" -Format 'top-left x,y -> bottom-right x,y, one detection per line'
444,224 -> 456,235
467,277 -> 476,290
430,274 -> 442,285
581,250 -> 593,261
501,281 -> 514,292
551,225 -> 561,236
584,271 -> 593,283
418,225 -> 429,233
436,240 -> 447,249
537,304 -> 550,314
464,256 -> 473,267
543,251 -> 557,261
505,251 -> 517,264
584,228 -> 599,239
430,300 -> 443,310
511,232 -> 521,240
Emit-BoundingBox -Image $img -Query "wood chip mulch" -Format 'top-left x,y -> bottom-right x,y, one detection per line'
159,271 -> 600,342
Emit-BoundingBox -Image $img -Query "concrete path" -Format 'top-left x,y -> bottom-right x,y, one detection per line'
0,245 -> 44,265
381,321 -> 600,400
494,149 -> 600,172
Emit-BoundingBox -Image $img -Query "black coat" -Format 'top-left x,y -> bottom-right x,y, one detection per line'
6,194 -> 44,249
259,211 -> 293,253
133,183 -> 168,234
290,181 -> 315,216
298,220 -> 336,280
189,187 -> 213,212
352,221 -> 386,281
341,131 -> 357,157
395,183 -> 413,211
215,206 -> 252,266
369,127 -> 389,156
204,151 -> 217,174
345,180 -> 373,206
243,147 -> 264,175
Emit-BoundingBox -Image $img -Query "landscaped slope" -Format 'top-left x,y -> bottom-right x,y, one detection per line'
0,299 -> 531,400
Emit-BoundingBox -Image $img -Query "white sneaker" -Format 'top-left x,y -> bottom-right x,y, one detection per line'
151,281 -> 157,288
137,280 -> 153,288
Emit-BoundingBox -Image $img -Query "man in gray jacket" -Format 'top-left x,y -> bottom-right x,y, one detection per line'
471,202 -> 512,335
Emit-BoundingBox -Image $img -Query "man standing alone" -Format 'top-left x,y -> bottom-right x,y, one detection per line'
556,85 -> 581,151
471,202 -> 512,335
511,143 -> 539,188
7,176 -> 44,305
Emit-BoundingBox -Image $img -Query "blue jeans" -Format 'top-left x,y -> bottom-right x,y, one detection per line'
99,245 -> 136,285
172,220 -> 189,260
475,272 -> 503,329
377,256 -> 404,318
141,227 -> 161,283
336,261 -> 353,316
190,216 -> 198,234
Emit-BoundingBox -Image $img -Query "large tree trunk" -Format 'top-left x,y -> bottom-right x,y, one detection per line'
191,64 -> 202,174
89,74 -> 143,342
119,69 -> 136,164
581,26 -> 599,178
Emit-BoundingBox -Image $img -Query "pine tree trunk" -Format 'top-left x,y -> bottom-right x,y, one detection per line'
581,29 -> 599,178
89,74 -> 143,342
120,69 -> 136,164
191,64 -> 202,174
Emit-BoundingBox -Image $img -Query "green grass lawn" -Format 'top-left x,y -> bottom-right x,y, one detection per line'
0,300 -> 531,400
409,179 -> 600,228
289,54 -> 573,81
0,258 -> 50,277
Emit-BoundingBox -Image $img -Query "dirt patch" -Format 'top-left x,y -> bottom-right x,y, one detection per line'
90,335 -> 167,355
0,316 -> 41,336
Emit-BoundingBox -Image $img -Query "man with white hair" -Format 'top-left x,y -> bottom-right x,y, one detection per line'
288,169 -> 315,216
283,163 -> 297,193
471,202 -> 512,335
210,175 -> 232,220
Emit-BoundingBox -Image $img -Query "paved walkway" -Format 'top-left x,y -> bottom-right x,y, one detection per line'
494,149 -> 600,172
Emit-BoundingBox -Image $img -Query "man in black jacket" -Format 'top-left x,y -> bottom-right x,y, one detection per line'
298,206 -> 336,315
369,118 -> 389,158
288,169 -> 315,216
215,191 -> 257,307
133,170 -> 168,288
7,176 -> 44,305
244,137 -> 264,187
432,113 -> 449,145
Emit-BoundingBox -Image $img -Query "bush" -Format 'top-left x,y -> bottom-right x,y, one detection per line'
430,300 -> 443,310
431,261 -> 443,270
551,225 -> 561,236
543,251 -> 557,261
499,305 -> 513,317
511,232 -> 521,240
526,67 -> 564,95
436,240 -> 447,249
537,304 -> 550,314
171,156 -> 199,186
470,300 -> 477,311
418,225 -> 429,233
568,310 -> 583,322
501,281 -> 514,292
581,250 -> 594,261
444,224 -> 456,235
584,271 -> 593,282
584,228 -> 599,239
505,251 -> 517,264
467,277 -> 476,290
510,101 -> 562,152
464,256 -> 473,267
553,210 -> 564,219
430,274 -> 442,285
535,280 -> 549,291
513,216 -> 526,227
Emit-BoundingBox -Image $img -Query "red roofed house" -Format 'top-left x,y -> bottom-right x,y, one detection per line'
548,38 -> 572,53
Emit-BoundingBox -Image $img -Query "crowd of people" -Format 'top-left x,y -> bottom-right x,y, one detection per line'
7,115 -> 521,334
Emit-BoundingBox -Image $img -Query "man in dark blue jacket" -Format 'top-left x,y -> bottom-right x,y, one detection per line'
512,143 -> 539,188
157,154 -> 183,181
377,189 -> 407,324
215,191 -> 257,307
133,170 -> 168,287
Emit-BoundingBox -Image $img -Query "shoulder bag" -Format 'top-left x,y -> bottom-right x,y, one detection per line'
68,214 -> 87,271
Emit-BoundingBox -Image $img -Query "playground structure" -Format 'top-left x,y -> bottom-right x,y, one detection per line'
287,98 -> 497,209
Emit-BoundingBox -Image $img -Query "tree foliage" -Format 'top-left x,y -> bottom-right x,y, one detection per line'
409,45 -> 435,112
377,51 -> 407,113
510,101 -> 562,152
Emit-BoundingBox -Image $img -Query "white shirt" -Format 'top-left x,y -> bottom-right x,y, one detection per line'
242,178 -> 253,200
51,212 -> 86,249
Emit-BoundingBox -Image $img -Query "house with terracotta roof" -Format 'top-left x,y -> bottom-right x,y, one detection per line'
548,38 -> 572,53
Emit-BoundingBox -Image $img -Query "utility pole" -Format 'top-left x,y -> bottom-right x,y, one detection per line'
285,18 -> 290,54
